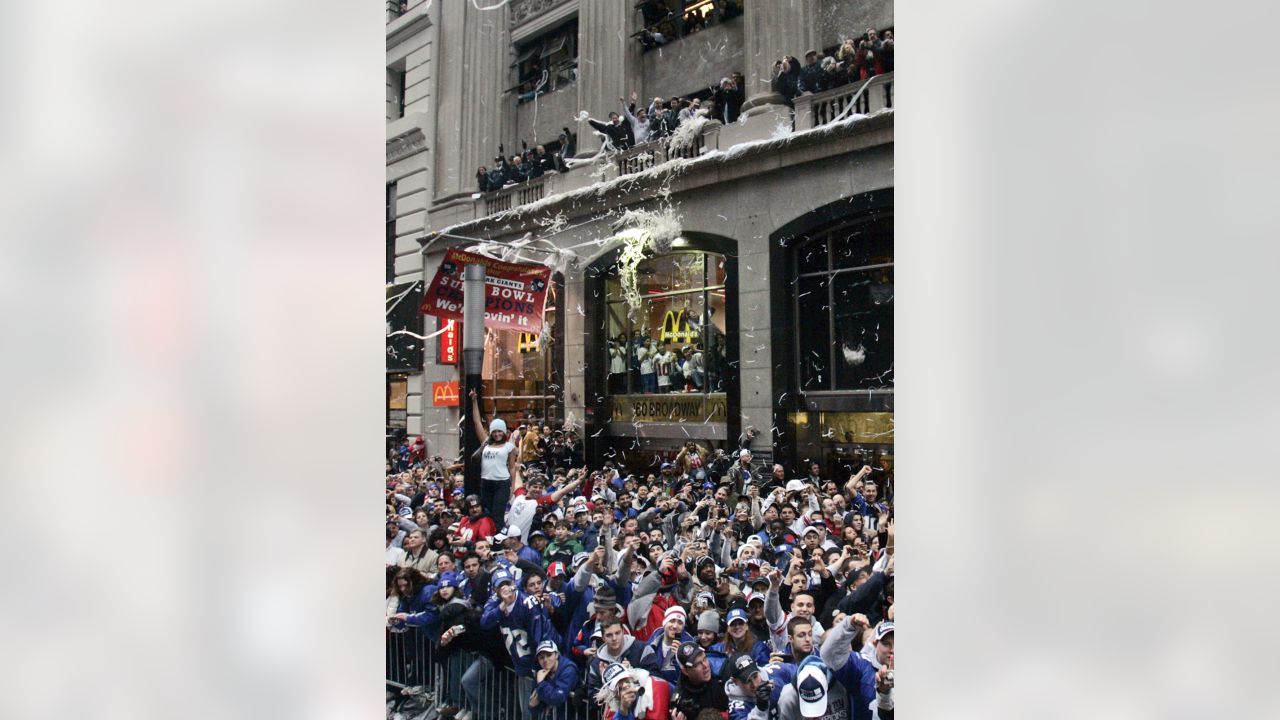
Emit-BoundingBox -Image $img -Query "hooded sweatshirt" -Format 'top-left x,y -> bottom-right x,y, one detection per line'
586,633 -> 659,697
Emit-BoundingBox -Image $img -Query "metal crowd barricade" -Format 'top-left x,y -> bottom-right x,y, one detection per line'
388,632 -> 608,720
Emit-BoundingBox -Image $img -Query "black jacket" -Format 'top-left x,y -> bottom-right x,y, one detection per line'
798,62 -> 824,94
587,118 -> 633,151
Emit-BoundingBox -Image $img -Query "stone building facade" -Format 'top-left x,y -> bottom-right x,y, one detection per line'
388,0 -> 895,477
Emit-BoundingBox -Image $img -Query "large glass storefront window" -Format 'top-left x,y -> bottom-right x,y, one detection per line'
480,275 -> 563,427
794,214 -> 893,391
782,210 -> 893,487
603,251 -> 727,395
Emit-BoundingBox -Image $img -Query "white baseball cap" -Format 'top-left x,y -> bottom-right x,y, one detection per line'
796,664 -> 830,717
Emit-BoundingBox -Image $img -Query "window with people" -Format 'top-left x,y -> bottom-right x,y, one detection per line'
510,19 -> 578,105
794,213 -> 894,392
603,251 -> 728,396
634,0 -> 744,50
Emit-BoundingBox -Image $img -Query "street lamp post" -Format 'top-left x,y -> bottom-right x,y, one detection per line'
461,263 -> 486,497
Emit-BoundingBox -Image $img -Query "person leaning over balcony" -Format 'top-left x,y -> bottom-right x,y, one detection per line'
507,154 -> 532,184
531,144 -> 558,174
586,111 -> 634,151
476,165 -> 496,193
817,56 -> 850,92
621,91 -> 653,145
798,50 -> 823,95
520,141 -> 544,180
770,58 -> 801,106
853,41 -> 880,82
878,31 -> 894,73
678,98 -> 705,125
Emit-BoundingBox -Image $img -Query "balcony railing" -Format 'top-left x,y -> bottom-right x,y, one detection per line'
793,72 -> 894,130
615,121 -> 721,177
483,174 -> 548,214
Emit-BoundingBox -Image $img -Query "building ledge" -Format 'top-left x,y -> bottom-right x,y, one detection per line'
387,4 -> 432,48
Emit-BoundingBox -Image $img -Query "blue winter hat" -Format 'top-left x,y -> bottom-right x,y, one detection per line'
438,571 -> 460,589
491,570 -> 515,588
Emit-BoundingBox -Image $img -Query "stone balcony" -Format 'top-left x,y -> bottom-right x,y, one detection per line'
793,73 -> 894,130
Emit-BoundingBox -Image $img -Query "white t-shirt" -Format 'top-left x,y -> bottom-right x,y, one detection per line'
385,545 -> 406,566
506,489 -> 538,542
480,441 -> 516,481
639,349 -> 655,375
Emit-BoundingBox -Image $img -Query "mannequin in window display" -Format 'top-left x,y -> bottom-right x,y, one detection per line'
638,338 -> 658,394
608,335 -> 628,394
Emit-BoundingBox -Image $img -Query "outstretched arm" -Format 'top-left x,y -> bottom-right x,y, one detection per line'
549,476 -> 582,503
469,390 -> 487,444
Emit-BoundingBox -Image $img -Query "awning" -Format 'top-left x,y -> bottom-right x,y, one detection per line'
539,35 -> 567,58
510,44 -> 538,67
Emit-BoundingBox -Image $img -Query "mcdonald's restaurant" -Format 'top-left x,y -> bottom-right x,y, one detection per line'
412,113 -> 894,481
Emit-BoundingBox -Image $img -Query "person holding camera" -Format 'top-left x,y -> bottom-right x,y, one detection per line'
724,652 -> 796,720
671,640 -> 730,719
479,569 -> 563,720
645,605 -> 696,684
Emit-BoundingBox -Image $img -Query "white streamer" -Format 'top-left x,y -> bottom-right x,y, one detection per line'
387,320 -> 454,342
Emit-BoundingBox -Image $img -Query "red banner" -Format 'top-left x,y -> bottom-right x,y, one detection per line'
437,317 -> 458,365
419,249 -> 552,333
431,381 -> 460,407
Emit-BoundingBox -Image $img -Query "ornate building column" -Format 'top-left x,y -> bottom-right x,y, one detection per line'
573,0 -> 639,156
722,0 -> 817,145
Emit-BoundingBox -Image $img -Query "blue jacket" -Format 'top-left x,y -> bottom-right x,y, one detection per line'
479,590 -> 563,678
828,652 -> 878,720
395,584 -> 434,615
532,657 -> 580,715
517,544 -> 544,567
646,629 -> 696,684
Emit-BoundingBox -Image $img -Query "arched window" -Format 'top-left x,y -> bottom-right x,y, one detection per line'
793,213 -> 893,391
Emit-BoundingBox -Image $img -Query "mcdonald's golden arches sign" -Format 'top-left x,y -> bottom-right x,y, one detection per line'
431,381 -> 459,407
659,310 -> 699,344
517,332 -> 540,353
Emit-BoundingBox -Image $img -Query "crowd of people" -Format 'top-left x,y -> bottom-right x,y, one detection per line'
478,75 -> 745,193
387,392 -> 896,720
635,0 -> 746,50
607,327 -> 727,395
476,132 -> 578,194
771,29 -> 895,106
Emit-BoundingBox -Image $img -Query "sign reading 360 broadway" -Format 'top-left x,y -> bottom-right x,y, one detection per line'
419,248 -> 552,333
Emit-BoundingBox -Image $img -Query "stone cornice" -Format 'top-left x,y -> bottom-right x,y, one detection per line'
387,129 -> 428,163
510,0 -> 577,36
